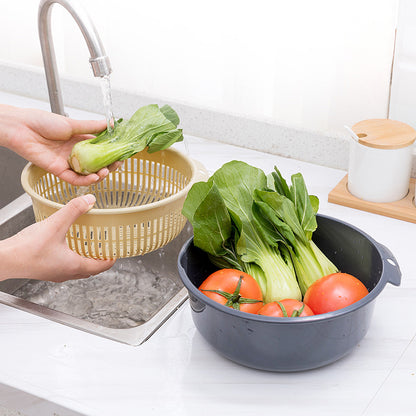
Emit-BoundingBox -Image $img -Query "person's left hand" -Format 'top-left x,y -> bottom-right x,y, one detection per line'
0,104 -> 120,186
0,194 -> 116,282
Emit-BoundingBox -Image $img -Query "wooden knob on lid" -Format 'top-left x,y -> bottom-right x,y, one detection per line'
352,119 -> 416,150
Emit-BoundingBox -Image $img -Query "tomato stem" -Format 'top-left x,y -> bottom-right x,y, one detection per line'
276,301 -> 288,317
201,275 -> 262,310
277,300 -> 305,317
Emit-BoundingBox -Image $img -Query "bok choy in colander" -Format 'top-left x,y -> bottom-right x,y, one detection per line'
69,104 -> 183,175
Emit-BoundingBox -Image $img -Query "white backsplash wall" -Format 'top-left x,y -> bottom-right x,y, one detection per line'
389,0 -> 416,131
0,0 -> 398,139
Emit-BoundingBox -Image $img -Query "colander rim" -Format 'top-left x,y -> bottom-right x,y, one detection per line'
21,148 -> 203,215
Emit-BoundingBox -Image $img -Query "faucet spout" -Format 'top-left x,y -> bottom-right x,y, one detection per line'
38,0 -> 112,115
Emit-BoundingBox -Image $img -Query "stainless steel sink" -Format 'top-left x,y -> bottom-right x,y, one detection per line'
0,148 -> 27,209
0,194 -> 191,345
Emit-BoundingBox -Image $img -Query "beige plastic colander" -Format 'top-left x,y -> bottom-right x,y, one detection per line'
21,148 -> 207,259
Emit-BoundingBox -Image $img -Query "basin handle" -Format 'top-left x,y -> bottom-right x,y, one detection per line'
377,242 -> 402,287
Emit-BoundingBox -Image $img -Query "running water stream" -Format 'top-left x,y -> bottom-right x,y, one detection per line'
100,74 -> 115,133
76,75 -> 115,197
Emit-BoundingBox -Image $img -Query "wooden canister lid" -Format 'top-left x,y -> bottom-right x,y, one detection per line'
352,119 -> 416,149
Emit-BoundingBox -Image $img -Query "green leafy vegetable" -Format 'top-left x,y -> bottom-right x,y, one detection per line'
69,104 -> 183,175
183,161 -> 302,302
182,161 -> 338,302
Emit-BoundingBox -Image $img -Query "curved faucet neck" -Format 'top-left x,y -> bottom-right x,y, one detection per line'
38,0 -> 112,115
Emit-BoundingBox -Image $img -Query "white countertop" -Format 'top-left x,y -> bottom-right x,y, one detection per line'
0,92 -> 415,416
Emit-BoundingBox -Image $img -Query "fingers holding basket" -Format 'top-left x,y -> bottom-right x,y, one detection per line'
51,194 -> 96,236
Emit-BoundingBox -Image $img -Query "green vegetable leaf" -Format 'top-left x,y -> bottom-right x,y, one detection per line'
309,194 -> 319,215
209,161 -> 267,228
272,167 -> 291,198
183,181 -> 232,257
289,173 -> 317,239
160,104 -> 180,127
147,129 -> 183,153
208,161 -> 269,265
254,189 -> 307,245
252,198 -> 296,248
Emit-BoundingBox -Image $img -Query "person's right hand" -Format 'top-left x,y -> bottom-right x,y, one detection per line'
0,104 -> 121,186
0,194 -> 116,282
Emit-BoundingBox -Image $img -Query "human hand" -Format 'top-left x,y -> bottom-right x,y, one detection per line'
0,194 -> 116,282
0,104 -> 120,186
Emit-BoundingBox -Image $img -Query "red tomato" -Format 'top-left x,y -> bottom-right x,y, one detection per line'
199,269 -> 263,313
304,272 -> 369,314
258,299 -> 314,317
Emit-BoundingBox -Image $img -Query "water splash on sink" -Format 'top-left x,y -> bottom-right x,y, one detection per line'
13,257 -> 181,329
0,205 -> 193,345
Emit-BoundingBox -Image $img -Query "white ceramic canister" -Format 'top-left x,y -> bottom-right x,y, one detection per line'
347,119 -> 415,203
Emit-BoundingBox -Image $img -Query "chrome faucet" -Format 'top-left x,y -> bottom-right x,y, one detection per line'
38,0 -> 112,115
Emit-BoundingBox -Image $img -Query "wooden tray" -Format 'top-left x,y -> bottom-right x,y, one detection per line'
328,175 -> 416,223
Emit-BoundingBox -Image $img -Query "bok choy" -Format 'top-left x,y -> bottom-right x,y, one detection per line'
182,160 -> 338,303
254,168 -> 338,295
69,104 -> 183,175
183,161 -> 302,302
